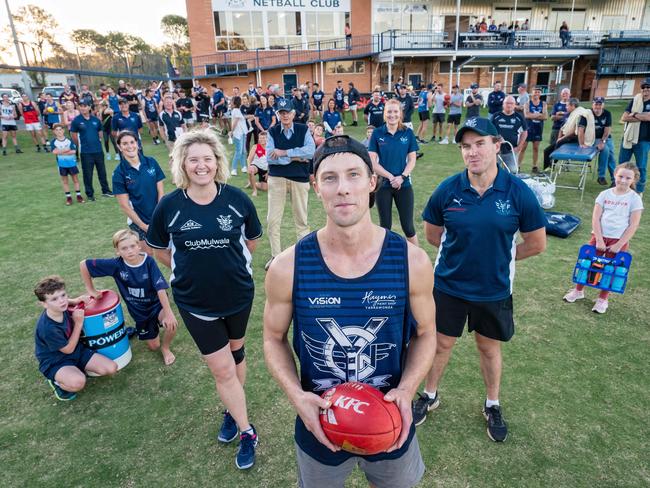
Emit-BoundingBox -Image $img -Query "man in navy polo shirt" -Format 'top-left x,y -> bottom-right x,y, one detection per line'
413,117 -> 546,443
111,99 -> 143,142
265,98 -> 315,270
487,81 -> 505,121
70,101 -> 112,201
364,90 -> 385,128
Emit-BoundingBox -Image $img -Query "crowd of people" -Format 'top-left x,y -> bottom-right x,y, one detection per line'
27,73 -> 646,485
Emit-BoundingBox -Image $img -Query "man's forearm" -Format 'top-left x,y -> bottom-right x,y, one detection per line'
264,337 -> 304,405
396,331 -> 435,396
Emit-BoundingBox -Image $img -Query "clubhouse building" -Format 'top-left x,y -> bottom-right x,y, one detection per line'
186,0 -> 650,99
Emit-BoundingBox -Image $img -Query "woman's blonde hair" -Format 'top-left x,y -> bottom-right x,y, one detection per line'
383,99 -> 406,131
170,129 -> 230,189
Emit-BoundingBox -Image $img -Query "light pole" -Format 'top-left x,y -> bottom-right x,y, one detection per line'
4,0 -> 33,98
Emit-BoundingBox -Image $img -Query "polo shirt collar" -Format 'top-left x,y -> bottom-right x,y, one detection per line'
120,154 -> 147,172
460,164 -> 508,193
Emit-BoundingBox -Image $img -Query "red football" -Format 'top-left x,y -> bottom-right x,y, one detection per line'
319,382 -> 402,455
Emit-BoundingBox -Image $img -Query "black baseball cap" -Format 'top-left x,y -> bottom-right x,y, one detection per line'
454,117 -> 499,143
312,135 -> 376,207
118,98 -> 129,104
470,83 -> 479,89
78,100 -> 89,106
593,96 -> 605,104
275,97 -> 293,112
641,77 -> 650,88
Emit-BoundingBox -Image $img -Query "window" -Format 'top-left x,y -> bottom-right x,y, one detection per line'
268,11 -> 302,49
326,61 -> 365,74
214,11 -> 264,50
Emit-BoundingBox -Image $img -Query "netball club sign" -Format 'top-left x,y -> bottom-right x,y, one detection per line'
213,0 -> 350,11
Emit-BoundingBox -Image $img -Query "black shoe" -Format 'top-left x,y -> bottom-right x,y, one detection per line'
102,191 -> 114,198
597,177 -> 608,186
416,152 -> 424,159
417,138 -> 429,145
2,150 -> 6,156
482,403 -> 508,442
15,147 -> 23,154
352,121 -> 358,126
412,392 -> 440,426
87,195 -> 96,202
36,145 -> 41,152
43,146 -> 50,153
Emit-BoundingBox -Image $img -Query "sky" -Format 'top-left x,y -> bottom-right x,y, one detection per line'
1,0 -> 187,64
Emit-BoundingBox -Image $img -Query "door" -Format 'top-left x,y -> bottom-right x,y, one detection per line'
283,74 -> 298,97
512,72 -> 526,93
536,72 -> 550,99
408,73 -> 422,89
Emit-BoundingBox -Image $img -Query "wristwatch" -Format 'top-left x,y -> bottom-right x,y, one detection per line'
401,173 -> 410,179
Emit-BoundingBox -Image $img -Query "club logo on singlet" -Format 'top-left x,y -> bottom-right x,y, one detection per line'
302,317 -> 396,391
217,214 -> 233,231
120,271 -> 129,281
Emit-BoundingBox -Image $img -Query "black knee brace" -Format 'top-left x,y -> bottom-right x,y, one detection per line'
232,346 -> 245,364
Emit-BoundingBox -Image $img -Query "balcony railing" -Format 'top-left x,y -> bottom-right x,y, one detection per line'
192,30 -> 650,77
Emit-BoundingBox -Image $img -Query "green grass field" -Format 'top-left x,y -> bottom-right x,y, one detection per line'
1,103 -> 648,487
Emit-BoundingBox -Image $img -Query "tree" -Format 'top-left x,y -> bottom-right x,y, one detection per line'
70,29 -> 105,53
161,15 -> 189,61
12,5 -> 59,64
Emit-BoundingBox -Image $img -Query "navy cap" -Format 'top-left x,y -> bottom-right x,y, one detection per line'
593,96 -> 605,104
641,77 -> 650,88
470,83 -> 479,89
313,135 -> 375,207
454,117 -> 498,143
78,100 -> 89,106
275,97 -> 293,112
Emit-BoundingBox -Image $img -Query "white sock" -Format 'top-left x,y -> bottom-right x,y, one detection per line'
424,389 -> 437,400
241,427 -> 254,436
486,398 -> 500,408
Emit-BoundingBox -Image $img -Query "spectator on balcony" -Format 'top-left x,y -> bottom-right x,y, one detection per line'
560,21 -> 571,47
488,81 -> 506,122
479,18 -> 488,33
488,20 -> 498,32
619,77 -> 650,194
345,23 -> 352,50
522,19 -> 530,30
465,83 -> 483,119
347,82 -> 361,126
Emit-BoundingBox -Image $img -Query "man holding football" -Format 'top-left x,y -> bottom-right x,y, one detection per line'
264,135 -> 436,487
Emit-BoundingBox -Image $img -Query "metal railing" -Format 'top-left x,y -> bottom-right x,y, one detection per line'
192,29 -> 650,77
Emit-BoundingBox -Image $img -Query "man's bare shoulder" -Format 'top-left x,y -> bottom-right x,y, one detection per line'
266,245 -> 296,292
406,242 -> 434,282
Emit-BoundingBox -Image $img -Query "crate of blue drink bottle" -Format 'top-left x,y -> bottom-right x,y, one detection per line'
572,245 -> 632,293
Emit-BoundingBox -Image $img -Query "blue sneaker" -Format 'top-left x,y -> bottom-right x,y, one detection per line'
47,379 -> 77,401
217,410 -> 238,443
236,425 -> 258,470
126,326 -> 136,338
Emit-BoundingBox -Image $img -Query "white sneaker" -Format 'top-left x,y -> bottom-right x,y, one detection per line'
563,289 -> 585,303
105,153 -> 111,161
439,137 -> 449,144
230,169 -> 237,176
242,167 -> 248,173
592,298 -> 609,314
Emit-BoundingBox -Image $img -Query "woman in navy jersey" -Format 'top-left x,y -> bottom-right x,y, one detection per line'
254,94 -> 276,132
146,130 -> 262,470
322,99 -> 342,137
368,99 -> 420,245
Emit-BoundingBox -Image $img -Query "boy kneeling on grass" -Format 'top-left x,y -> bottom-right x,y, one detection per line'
80,229 -> 178,365
34,276 -> 117,401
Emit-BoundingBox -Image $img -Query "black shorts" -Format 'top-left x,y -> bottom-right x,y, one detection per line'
433,288 -> 514,342
432,113 -> 445,123
253,165 -> 268,182
313,103 -> 322,111
1,124 -> 17,132
128,222 -> 147,241
197,113 -> 210,122
58,166 -> 79,177
135,311 -> 162,341
418,111 -> 430,121
145,112 -> 158,123
447,114 -> 461,125
179,303 -> 252,355
42,346 -> 95,381
527,125 -> 543,142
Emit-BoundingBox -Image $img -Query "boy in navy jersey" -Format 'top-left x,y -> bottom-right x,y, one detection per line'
80,229 -> 178,365
34,276 -> 117,401
50,123 -> 85,205
264,136 -> 436,487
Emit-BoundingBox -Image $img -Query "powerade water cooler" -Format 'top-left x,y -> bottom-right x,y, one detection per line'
572,245 -> 632,294
80,290 -> 131,371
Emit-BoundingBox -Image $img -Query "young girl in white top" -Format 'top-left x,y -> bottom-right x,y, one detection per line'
564,162 -> 644,313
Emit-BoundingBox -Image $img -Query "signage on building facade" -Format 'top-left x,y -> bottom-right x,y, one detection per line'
212,0 -> 350,12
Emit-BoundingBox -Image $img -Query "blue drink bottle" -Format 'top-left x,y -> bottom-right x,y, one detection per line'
576,259 -> 591,284
600,265 -> 614,289
611,266 -> 628,292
